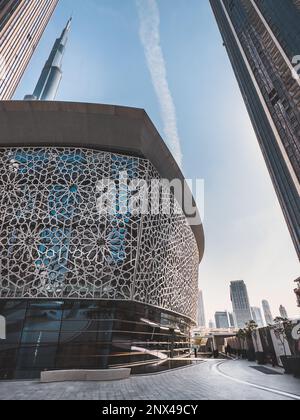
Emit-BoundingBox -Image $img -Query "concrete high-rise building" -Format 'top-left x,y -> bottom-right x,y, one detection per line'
230,281 -> 252,328
197,290 -> 206,328
25,18 -> 71,101
279,305 -> 289,319
251,307 -> 264,328
0,0 -> 59,100
215,311 -> 230,329
262,300 -> 274,325
210,0 -> 300,259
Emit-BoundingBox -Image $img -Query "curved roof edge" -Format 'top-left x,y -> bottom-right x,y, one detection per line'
0,101 -> 205,262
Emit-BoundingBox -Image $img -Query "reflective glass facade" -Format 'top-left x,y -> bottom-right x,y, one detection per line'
0,300 -> 191,380
230,281 -> 252,328
210,0 -> 300,259
0,0 -> 59,99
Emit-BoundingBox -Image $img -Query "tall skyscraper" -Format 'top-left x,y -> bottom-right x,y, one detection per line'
215,311 -> 230,329
25,18 -> 71,101
251,307 -> 264,328
262,300 -> 274,325
209,320 -> 216,329
230,280 -> 252,328
279,305 -> 288,319
197,290 -> 206,327
0,0 -> 59,100
228,312 -> 235,328
210,0 -> 300,259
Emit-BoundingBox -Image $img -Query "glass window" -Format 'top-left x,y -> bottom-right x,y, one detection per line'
16,346 -> 57,369
0,320 -> 24,344
23,320 -> 61,332
0,301 -> 27,320
60,320 -> 100,332
59,332 -> 98,344
26,301 -> 63,321
21,331 -> 60,344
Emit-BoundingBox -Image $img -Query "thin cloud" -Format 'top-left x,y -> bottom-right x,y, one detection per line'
136,0 -> 183,168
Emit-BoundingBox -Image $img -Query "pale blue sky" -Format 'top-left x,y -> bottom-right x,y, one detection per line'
14,0 -> 299,322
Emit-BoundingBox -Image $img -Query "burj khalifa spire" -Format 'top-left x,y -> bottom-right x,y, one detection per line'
24,18 -> 72,101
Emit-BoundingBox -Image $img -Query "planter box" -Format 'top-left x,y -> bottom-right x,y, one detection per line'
290,357 -> 300,378
256,352 -> 266,365
281,356 -> 300,377
41,369 -> 131,383
247,349 -> 256,362
280,356 -> 294,374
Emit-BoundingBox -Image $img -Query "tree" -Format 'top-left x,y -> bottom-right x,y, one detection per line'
244,321 -> 258,338
237,329 -> 246,340
236,329 -> 247,350
243,321 -> 258,360
270,317 -> 293,357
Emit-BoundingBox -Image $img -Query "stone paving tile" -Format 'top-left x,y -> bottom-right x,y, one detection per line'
0,360 -> 299,400
218,360 -> 300,396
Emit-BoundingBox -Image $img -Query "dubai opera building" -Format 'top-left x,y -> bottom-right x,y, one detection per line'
0,101 -> 204,379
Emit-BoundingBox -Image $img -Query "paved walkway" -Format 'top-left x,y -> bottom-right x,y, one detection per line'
0,360 -> 299,400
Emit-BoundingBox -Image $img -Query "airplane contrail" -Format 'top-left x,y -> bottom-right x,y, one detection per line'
136,0 -> 183,168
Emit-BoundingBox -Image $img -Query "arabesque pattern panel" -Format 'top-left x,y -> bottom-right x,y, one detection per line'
0,147 -> 199,320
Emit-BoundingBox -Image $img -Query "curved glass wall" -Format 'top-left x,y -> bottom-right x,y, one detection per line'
0,300 -> 192,380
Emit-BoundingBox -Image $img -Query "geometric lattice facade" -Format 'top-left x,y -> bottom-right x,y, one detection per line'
0,147 -> 199,321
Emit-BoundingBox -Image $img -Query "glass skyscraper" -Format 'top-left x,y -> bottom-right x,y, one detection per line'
230,280 -> 252,328
210,0 -> 300,259
215,311 -> 230,329
0,0 -> 59,100
197,290 -> 206,327
24,18 -> 71,101
279,305 -> 288,319
251,306 -> 264,328
262,299 -> 273,325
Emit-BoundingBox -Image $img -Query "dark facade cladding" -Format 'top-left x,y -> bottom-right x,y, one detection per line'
210,0 -> 300,259
0,102 -> 204,379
